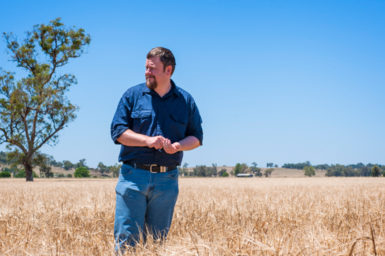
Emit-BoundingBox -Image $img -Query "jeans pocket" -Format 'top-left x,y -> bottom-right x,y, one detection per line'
166,169 -> 179,180
119,165 -> 133,179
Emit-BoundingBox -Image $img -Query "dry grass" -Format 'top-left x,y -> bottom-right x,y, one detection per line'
0,177 -> 384,255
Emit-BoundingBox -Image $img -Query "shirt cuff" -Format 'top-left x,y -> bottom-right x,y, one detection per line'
190,133 -> 203,146
111,127 -> 128,145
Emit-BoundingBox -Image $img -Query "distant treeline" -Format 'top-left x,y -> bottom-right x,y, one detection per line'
325,164 -> 385,177
183,162 -> 385,177
282,161 -> 331,170
2,151 -> 384,178
0,151 -> 120,178
0,151 -> 91,170
180,163 -> 273,177
282,161 -> 385,177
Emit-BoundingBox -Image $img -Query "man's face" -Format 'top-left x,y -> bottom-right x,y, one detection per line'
145,56 -> 171,90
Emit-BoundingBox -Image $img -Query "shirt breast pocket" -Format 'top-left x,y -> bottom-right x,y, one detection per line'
169,113 -> 187,139
130,110 -> 152,134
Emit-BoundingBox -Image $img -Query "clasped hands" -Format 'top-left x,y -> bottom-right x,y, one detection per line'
145,136 -> 181,154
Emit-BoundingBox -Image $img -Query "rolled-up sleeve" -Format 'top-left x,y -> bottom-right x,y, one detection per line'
186,99 -> 203,145
111,94 -> 131,144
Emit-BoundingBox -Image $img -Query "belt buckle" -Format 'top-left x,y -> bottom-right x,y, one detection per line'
160,166 -> 167,173
149,164 -> 158,173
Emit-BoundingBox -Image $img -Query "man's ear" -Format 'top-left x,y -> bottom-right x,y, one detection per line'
165,65 -> 173,76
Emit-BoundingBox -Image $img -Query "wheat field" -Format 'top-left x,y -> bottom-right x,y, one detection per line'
0,177 -> 384,255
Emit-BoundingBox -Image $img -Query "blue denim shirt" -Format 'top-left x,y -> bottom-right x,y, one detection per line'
111,80 -> 203,166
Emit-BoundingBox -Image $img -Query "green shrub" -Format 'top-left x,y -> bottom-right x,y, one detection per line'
14,169 -> 38,178
0,171 -> 11,178
371,166 -> 382,177
74,167 -> 90,178
45,172 -> 54,178
304,166 -> 316,177
14,170 -> 25,178
221,171 -> 229,177
56,173 -> 65,178
67,174 -> 72,178
264,168 -> 274,177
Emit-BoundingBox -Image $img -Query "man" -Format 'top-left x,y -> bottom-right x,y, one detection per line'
111,47 -> 203,252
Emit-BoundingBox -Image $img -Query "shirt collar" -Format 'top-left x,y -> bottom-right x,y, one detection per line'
142,84 -> 151,94
168,80 -> 180,98
142,79 -> 180,98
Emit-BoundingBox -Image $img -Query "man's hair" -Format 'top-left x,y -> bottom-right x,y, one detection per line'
147,47 -> 176,75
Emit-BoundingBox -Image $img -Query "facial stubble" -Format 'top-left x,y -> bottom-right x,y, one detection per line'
146,76 -> 157,90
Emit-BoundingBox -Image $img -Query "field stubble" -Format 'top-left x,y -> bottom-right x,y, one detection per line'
0,177 -> 384,255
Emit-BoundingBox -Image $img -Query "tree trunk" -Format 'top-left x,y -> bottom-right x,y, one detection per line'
24,161 -> 34,182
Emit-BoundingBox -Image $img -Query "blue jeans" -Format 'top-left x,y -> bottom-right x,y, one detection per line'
114,164 -> 179,252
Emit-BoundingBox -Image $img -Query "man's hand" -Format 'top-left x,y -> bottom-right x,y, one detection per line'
163,140 -> 181,154
118,130 -> 199,153
145,136 -> 168,150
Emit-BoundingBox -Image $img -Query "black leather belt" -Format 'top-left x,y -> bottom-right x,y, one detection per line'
123,161 -> 177,173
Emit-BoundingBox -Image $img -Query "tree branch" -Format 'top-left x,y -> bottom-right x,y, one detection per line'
34,121 -> 65,152
0,127 -> 27,154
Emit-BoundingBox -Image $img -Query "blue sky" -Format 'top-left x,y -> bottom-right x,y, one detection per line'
1,0 -> 384,168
